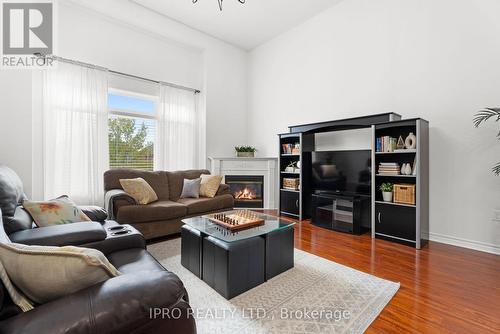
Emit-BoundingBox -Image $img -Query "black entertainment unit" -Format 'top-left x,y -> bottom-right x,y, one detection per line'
278,113 -> 429,248
311,192 -> 370,234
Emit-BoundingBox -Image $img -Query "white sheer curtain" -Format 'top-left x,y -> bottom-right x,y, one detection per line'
155,85 -> 198,170
42,62 -> 109,205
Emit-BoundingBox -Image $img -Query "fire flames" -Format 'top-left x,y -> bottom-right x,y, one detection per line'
234,187 -> 257,200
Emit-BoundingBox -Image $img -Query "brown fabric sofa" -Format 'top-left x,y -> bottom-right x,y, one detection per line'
104,169 -> 234,240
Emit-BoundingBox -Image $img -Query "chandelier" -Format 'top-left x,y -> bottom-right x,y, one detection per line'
192,0 -> 246,11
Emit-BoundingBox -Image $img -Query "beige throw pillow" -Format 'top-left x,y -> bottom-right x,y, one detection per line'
200,174 -> 223,198
23,196 -> 91,227
0,243 -> 121,304
119,177 -> 158,205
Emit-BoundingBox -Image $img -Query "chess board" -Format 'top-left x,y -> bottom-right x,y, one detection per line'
208,210 -> 265,231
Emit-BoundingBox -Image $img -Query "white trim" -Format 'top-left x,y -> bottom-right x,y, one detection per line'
425,232 -> 500,256
109,88 -> 159,102
109,109 -> 156,120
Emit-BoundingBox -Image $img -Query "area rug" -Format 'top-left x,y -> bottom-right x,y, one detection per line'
148,238 -> 399,334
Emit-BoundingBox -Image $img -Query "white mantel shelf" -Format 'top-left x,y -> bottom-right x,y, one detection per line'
208,157 -> 278,209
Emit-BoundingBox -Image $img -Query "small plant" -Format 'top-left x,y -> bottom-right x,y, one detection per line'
474,108 -> 500,175
379,183 -> 393,192
287,161 -> 298,168
235,146 -> 257,153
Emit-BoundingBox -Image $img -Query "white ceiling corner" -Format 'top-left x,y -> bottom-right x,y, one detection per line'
130,0 -> 344,50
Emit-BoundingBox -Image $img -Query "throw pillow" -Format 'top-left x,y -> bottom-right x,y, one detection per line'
200,174 -> 223,198
0,243 -> 121,304
180,178 -> 201,199
23,196 -> 91,228
119,178 -> 158,205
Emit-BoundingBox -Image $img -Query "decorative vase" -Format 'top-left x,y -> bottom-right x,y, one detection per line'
382,192 -> 393,202
404,163 -> 412,175
405,132 -> 417,149
237,151 -> 254,158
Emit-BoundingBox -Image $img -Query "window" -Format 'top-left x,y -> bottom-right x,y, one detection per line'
108,91 -> 157,171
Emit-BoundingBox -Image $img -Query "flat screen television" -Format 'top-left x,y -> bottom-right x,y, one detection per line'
311,150 -> 371,196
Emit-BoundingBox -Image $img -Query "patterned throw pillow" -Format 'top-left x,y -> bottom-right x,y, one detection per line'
23,196 -> 91,227
200,174 -> 223,198
0,243 -> 120,304
119,177 -> 158,205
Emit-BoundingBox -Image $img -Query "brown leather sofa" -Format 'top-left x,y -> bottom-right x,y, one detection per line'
0,166 -> 197,334
104,169 -> 234,240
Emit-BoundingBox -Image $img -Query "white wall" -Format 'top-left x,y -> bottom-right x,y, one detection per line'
0,0 -> 248,198
0,72 -> 33,194
248,0 -> 500,253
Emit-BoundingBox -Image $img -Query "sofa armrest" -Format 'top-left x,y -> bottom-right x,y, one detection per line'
105,189 -> 137,219
0,271 -> 196,334
216,183 -> 231,196
8,222 -> 106,246
83,225 -> 146,255
78,205 -> 108,222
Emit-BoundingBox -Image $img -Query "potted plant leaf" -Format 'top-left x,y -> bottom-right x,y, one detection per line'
474,108 -> 500,175
379,183 -> 393,202
235,146 -> 257,158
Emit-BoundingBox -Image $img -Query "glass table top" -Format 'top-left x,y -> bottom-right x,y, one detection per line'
182,210 -> 295,243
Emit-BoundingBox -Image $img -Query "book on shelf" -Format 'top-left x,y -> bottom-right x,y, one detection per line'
281,143 -> 300,155
377,136 -> 403,152
378,162 -> 400,175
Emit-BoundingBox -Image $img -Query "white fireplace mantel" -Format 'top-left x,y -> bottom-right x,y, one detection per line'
208,157 -> 278,209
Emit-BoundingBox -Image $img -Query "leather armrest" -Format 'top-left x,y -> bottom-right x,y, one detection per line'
79,205 -> 108,222
216,183 -> 231,196
8,222 -> 106,246
0,272 -> 196,334
83,225 -> 146,255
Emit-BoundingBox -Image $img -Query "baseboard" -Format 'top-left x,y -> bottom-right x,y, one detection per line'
424,232 -> 500,255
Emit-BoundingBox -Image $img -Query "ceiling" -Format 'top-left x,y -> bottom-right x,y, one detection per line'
131,0 -> 343,50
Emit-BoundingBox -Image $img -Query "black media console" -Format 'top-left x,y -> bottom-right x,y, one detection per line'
278,113 -> 429,248
311,192 -> 371,234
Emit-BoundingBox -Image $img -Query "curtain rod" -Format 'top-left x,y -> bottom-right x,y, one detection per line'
34,53 -> 201,94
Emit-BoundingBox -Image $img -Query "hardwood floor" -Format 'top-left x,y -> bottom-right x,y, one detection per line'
272,213 -> 500,333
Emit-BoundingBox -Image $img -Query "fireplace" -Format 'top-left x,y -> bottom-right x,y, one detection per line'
225,175 -> 264,209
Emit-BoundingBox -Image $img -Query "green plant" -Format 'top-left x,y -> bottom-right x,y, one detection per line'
474,108 -> 500,175
379,183 -> 393,192
235,146 -> 257,153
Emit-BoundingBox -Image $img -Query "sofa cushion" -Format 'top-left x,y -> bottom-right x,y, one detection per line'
107,248 -> 165,274
3,207 -> 33,234
200,174 -> 223,198
104,169 -> 169,200
177,194 -> 234,215
0,243 -> 120,304
23,197 -> 91,227
180,178 -> 201,199
0,165 -> 27,217
167,170 -> 210,201
119,178 -> 158,205
117,201 -> 188,224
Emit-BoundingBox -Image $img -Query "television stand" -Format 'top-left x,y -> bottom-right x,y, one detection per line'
311,192 -> 371,234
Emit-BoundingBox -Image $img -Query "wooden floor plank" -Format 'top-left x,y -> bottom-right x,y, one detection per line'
264,211 -> 500,333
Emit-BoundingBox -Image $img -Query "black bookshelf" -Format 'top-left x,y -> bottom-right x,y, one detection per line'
371,118 -> 429,249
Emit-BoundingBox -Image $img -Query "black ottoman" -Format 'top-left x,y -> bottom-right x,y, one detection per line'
264,225 -> 295,280
181,224 -> 202,278
202,236 -> 265,299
